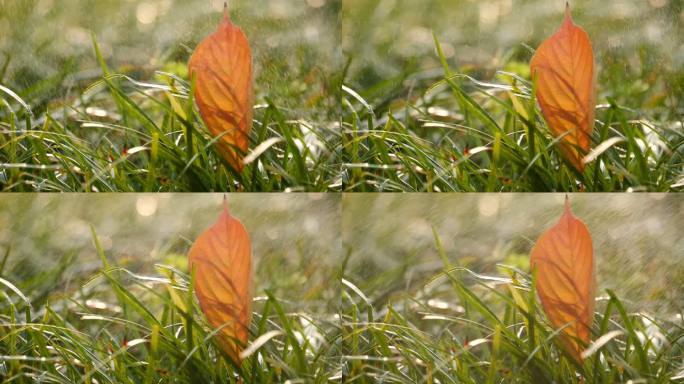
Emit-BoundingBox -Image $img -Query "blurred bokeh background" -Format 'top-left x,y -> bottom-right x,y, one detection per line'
0,194 -> 341,306
343,194 -> 683,315
343,0 -> 684,119
0,0 -> 340,116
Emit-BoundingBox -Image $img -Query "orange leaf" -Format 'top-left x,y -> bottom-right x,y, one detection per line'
188,200 -> 252,363
530,197 -> 595,361
189,3 -> 253,172
530,3 -> 595,172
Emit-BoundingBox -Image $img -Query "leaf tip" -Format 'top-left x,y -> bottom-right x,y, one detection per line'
563,195 -> 573,216
563,2 -> 573,25
222,195 -> 230,213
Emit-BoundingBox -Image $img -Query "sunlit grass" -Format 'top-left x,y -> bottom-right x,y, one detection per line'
340,231 -> 684,382
0,229 -> 341,382
0,43 -> 340,192
0,2 -> 342,192
340,33 -> 683,192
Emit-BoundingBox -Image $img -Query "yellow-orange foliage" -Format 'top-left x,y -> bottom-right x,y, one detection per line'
189,3 -> 253,172
530,4 -> 595,172
530,197 -> 595,361
188,201 -> 252,363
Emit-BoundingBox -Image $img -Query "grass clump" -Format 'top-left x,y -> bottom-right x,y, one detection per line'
341,35 -> 683,191
0,55 -> 340,192
341,0 -> 684,192
340,233 -> 684,382
0,230 -> 341,383
0,1 -> 342,192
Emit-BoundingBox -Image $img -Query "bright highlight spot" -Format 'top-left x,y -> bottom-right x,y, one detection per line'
136,2 -> 158,25
136,196 -> 158,217
478,195 -> 499,217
